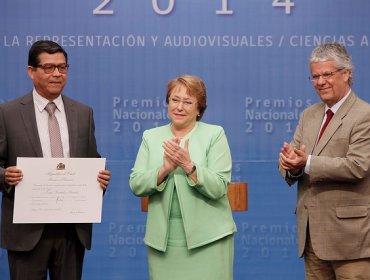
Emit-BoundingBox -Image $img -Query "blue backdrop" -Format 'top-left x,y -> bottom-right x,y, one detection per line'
2,1 -> 370,279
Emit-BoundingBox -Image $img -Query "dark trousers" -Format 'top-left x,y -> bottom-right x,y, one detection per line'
8,224 -> 85,280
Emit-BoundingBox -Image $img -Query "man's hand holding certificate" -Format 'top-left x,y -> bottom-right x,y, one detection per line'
13,157 -> 106,223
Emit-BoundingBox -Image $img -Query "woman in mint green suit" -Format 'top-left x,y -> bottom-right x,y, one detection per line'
129,75 -> 236,280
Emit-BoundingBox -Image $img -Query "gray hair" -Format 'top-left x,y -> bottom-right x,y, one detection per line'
310,42 -> 353,85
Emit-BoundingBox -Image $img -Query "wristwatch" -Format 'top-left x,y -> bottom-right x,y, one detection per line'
186,164 -> 196,176
287,169 -> 304,179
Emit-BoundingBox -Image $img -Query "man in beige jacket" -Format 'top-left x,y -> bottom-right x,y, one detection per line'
279,42 -> 370,279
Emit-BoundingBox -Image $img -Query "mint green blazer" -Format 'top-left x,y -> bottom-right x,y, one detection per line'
129,122 -> 236,251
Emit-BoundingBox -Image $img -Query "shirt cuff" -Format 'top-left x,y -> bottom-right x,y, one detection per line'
304,155 -> 311,174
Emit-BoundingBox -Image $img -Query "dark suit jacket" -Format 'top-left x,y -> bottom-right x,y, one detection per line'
0,92 -> 100,251
279,92 -> 370,261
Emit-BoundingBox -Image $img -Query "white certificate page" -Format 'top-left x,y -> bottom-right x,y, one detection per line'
13,157 -> 106,224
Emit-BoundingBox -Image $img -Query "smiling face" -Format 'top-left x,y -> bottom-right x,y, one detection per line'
27,52 -> 68,101
168,85 -> 200,132
310,60 -> 351,108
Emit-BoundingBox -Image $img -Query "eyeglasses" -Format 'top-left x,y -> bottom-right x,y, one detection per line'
309,69 -> 343,82
169,97 -> 196,108
35,63 -> 69,74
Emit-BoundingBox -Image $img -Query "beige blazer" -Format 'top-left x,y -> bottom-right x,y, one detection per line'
279,91 -> 370,260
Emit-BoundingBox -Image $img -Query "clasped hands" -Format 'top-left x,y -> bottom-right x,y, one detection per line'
162,138 -> 193,175
279,142 -> 308,174
4,166 -> 111,190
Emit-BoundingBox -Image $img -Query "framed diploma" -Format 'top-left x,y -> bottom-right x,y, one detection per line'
13,157 -> 106,223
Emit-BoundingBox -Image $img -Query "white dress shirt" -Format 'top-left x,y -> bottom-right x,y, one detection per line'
33,90 -> 70,157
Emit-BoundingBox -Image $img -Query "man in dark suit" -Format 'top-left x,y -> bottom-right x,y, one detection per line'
0,40 -> 111,280
279,42 -> 370,279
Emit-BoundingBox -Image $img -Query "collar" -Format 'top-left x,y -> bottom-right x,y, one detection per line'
32,89 -> 64,112
325,89 -> 351,114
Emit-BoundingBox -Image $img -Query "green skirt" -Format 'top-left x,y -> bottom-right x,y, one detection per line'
148,190 -> 234,280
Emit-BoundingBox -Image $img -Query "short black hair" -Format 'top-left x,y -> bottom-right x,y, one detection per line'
28,40 -> 68,67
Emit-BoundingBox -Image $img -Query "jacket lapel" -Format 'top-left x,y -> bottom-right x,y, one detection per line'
20,93 -> 43,157
313,92 -> 356,155
62,96 -> 78,157
305,104 -> 326,155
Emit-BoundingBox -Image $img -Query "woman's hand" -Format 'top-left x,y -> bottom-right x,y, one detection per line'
162,138 -> 179,173
157,138 -> 180,185
163,138 -> 193,173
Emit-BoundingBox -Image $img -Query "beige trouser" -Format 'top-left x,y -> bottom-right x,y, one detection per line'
304,232 -> 370,280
